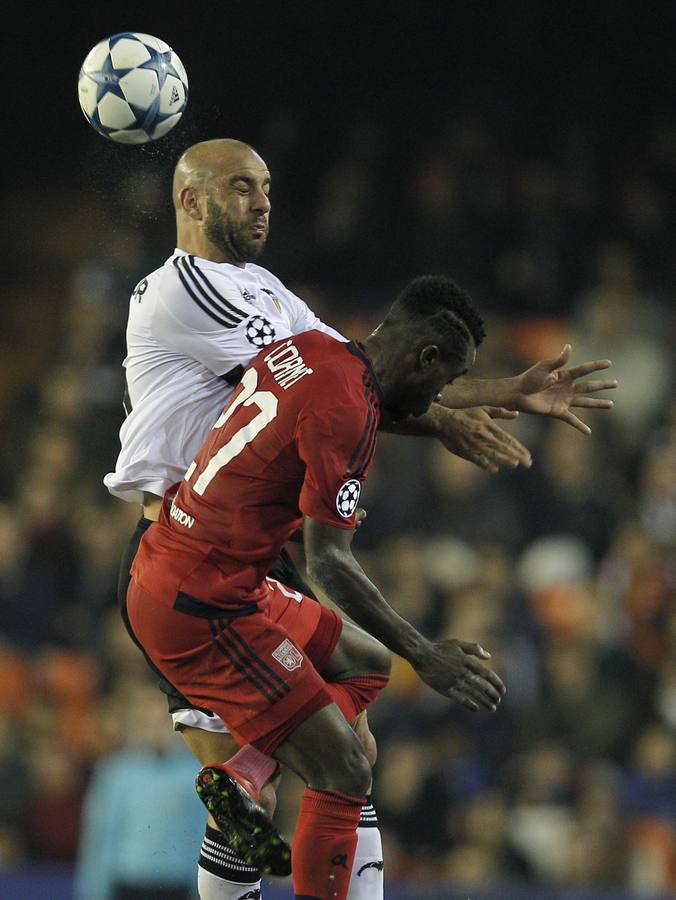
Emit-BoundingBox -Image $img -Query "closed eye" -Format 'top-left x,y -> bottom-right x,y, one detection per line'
230,175 -> 271,196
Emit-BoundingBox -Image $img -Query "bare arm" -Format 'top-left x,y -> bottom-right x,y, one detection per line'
439,378 -> 518,410
376,345 -> 616,473
303,516 -> 505,711
439,345 -> 617,435
382,403 -> 532,473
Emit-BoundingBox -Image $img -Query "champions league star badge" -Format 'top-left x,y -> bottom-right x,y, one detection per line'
245,315 -> 276,348
336,479 -> 361,518
272,639 -> 304,671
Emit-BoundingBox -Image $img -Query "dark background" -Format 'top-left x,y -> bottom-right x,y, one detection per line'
6,1 -> 676,299
0,4 -> 674,898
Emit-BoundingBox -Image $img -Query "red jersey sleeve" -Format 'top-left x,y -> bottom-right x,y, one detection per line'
296,379 -> 379,530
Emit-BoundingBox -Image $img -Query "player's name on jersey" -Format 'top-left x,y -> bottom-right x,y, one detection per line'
264,340 -> 314,390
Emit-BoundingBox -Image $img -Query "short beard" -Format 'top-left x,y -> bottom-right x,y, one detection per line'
204,199 -> 267,264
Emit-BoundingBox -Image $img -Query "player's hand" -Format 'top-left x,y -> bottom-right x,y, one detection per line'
512,345 -> 617,435
414,640 -> 506,711
436,406 -> 532,473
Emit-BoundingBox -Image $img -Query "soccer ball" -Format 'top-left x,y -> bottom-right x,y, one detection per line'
78,33 -> 188,143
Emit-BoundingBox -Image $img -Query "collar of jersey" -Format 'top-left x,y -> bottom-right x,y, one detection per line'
345,341 -> 385,405
169,248 -> 254,274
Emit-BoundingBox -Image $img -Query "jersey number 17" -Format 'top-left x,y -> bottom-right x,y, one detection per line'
184,367 -> 278,496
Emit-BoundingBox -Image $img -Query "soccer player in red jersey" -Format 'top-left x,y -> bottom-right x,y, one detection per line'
127,274 -> 507,900
112,138 -> 617,900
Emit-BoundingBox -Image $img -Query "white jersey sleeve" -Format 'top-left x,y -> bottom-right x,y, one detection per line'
247,266 -> 346,343
105,252 -> 347,504
151,257 -> 293,376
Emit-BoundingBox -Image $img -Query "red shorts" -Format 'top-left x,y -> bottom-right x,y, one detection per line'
126,576 -> 343,755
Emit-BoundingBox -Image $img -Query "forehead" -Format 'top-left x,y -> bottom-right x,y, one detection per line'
215,150 -> 270,182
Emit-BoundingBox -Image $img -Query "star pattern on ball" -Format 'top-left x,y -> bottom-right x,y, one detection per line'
78,33 -> 188,143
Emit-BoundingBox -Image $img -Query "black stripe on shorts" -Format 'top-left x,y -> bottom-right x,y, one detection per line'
209,619 -> 288,704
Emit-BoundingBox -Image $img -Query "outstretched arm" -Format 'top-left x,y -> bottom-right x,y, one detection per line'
304,516 -> 506,712
438,344 -> 617,435
384,403 -> 532,473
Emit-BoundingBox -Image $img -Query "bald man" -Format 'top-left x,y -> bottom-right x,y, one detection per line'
107,139 -> 391,900
106,139 -> 613,899
172,138 -> 271,264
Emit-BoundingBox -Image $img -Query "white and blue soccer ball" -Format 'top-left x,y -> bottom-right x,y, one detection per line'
78,33 -> 188,143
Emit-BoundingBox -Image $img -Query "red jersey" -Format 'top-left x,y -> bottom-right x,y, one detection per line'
131,331 -> 382,609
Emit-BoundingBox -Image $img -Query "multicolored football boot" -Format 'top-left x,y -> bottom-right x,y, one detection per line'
195,764 -> 291,877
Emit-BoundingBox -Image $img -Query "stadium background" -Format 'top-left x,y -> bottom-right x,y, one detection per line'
2,2 -> 674,898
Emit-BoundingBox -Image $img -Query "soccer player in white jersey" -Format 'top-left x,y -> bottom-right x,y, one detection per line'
106,139 -> 617,900
108,139 -> 398,900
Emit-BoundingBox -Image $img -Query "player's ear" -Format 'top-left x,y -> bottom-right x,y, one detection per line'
179,186 -> 203,219
419,345 -> 441,370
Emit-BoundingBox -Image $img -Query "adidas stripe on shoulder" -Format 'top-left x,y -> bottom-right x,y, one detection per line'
173,254 -> 249,328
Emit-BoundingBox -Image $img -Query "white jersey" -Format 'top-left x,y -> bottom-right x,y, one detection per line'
105,249 -> 346,503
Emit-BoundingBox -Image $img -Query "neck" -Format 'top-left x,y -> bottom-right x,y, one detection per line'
360,331 -> 398,399
175,226 -> 245,267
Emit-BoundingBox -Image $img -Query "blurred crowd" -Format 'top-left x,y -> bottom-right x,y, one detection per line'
1,98 -> 675,898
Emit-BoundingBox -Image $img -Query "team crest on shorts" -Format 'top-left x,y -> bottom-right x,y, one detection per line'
272,639 -> 304,671
245,315 -> 276,348
336,479 -> 361,518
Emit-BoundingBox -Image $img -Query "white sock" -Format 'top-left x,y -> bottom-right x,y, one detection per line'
197,866 -> 261,899
197,824 -> 262,899
347,800 -> 384,900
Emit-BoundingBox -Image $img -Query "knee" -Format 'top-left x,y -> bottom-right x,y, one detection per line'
363,636 -> 392,677
337,744 -> 372,797
314,739 -> 372,797
324,621 -> 392,683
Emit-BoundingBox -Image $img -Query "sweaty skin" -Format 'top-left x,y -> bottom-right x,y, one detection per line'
173,138 -> 271,266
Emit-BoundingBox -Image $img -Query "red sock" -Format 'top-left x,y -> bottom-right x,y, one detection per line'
292,787 -> 364,900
